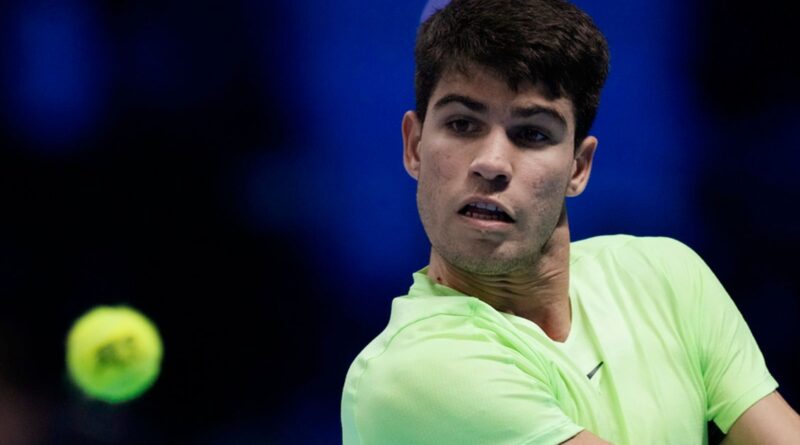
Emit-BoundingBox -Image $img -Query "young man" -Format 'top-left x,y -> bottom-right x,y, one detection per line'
341,0 -> 800,443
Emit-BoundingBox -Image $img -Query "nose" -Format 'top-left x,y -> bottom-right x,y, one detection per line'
468,128 -> 513,183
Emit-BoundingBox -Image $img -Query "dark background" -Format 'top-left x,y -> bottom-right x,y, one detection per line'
1,0 -> 798,443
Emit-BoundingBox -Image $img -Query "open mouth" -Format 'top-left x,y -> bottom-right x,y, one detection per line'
458,202 -> 514,223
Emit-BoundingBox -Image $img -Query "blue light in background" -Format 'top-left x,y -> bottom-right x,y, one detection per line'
241,1 -> 428,304
420,0 -> 451,23
2,1 -> 108,152
568,0 -> 704,243
242,0 -> 705,308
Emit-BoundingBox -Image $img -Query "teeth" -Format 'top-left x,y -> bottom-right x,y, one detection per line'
471,202 -> 499,212
465,211 -> 503,221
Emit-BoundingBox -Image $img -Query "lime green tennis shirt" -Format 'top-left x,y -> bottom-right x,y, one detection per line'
341,235 -> 778,444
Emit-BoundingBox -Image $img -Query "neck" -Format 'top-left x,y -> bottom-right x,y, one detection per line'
428,209 -> 572,342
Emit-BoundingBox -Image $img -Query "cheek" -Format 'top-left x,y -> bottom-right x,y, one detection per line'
423,145 -> 459,181
418,146 -> 465,200
525,158 -> 573,201
416,146 -> 462,225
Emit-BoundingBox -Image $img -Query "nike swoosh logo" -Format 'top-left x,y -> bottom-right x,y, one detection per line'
587,361 -> 604,380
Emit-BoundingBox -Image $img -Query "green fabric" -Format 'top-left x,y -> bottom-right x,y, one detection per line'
341,235 -> 778,444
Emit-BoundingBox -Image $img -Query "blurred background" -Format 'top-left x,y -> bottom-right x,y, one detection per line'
0,0 -> 798,443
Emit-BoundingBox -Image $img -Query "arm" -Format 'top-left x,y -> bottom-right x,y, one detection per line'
560,430 -> 614,445
721,391 -> 800,445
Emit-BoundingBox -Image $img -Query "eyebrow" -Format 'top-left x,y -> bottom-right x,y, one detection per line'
511,105 -> 568,130
432,94 -> 568,130
432,94 -> 487,113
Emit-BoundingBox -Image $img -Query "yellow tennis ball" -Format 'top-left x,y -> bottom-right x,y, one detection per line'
66,305 -> 163,404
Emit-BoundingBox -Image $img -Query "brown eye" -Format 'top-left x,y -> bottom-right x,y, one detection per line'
510,126 -> 549,145
447,118 -> 477,134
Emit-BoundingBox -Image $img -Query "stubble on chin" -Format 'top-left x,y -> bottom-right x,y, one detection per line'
450,250 -> 538,276
430,198 -> 566,277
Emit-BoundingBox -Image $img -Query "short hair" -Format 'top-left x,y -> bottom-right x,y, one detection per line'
414,0 -> 610,144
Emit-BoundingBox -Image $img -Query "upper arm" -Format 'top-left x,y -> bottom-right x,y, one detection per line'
721,391 -> 800,445
559,430 -> 614,445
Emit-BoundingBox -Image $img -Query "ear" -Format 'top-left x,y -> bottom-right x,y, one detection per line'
566,135 -> 598,197
402,110 -> 423,180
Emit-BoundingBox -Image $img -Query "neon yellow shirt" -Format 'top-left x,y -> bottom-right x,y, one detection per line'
341,235 -> 778,444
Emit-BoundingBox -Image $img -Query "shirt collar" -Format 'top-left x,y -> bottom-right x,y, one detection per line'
407,267 -> 470,298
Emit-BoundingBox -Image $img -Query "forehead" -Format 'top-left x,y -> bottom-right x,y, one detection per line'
428,65 -> 576,125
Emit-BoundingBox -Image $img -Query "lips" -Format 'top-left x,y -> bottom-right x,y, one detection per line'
458,201 -> 514,222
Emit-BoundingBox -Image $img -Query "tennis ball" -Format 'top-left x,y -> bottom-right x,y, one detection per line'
66,305 -> 163,404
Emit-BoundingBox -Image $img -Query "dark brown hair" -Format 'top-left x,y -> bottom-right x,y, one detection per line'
414,0 -> 610,144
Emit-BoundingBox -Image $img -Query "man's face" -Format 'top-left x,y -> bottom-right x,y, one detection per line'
402,65 -> 597,275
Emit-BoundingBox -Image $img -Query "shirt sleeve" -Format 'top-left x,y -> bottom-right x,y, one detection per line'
658,238 -> 778,433
345,315 -> 583,445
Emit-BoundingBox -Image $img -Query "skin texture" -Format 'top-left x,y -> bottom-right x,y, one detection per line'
401,63 -> 800,445
402,64 -> 596,342
561,431 -> 614,445
402,63 -> 608,443
721,391 -> 800,444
